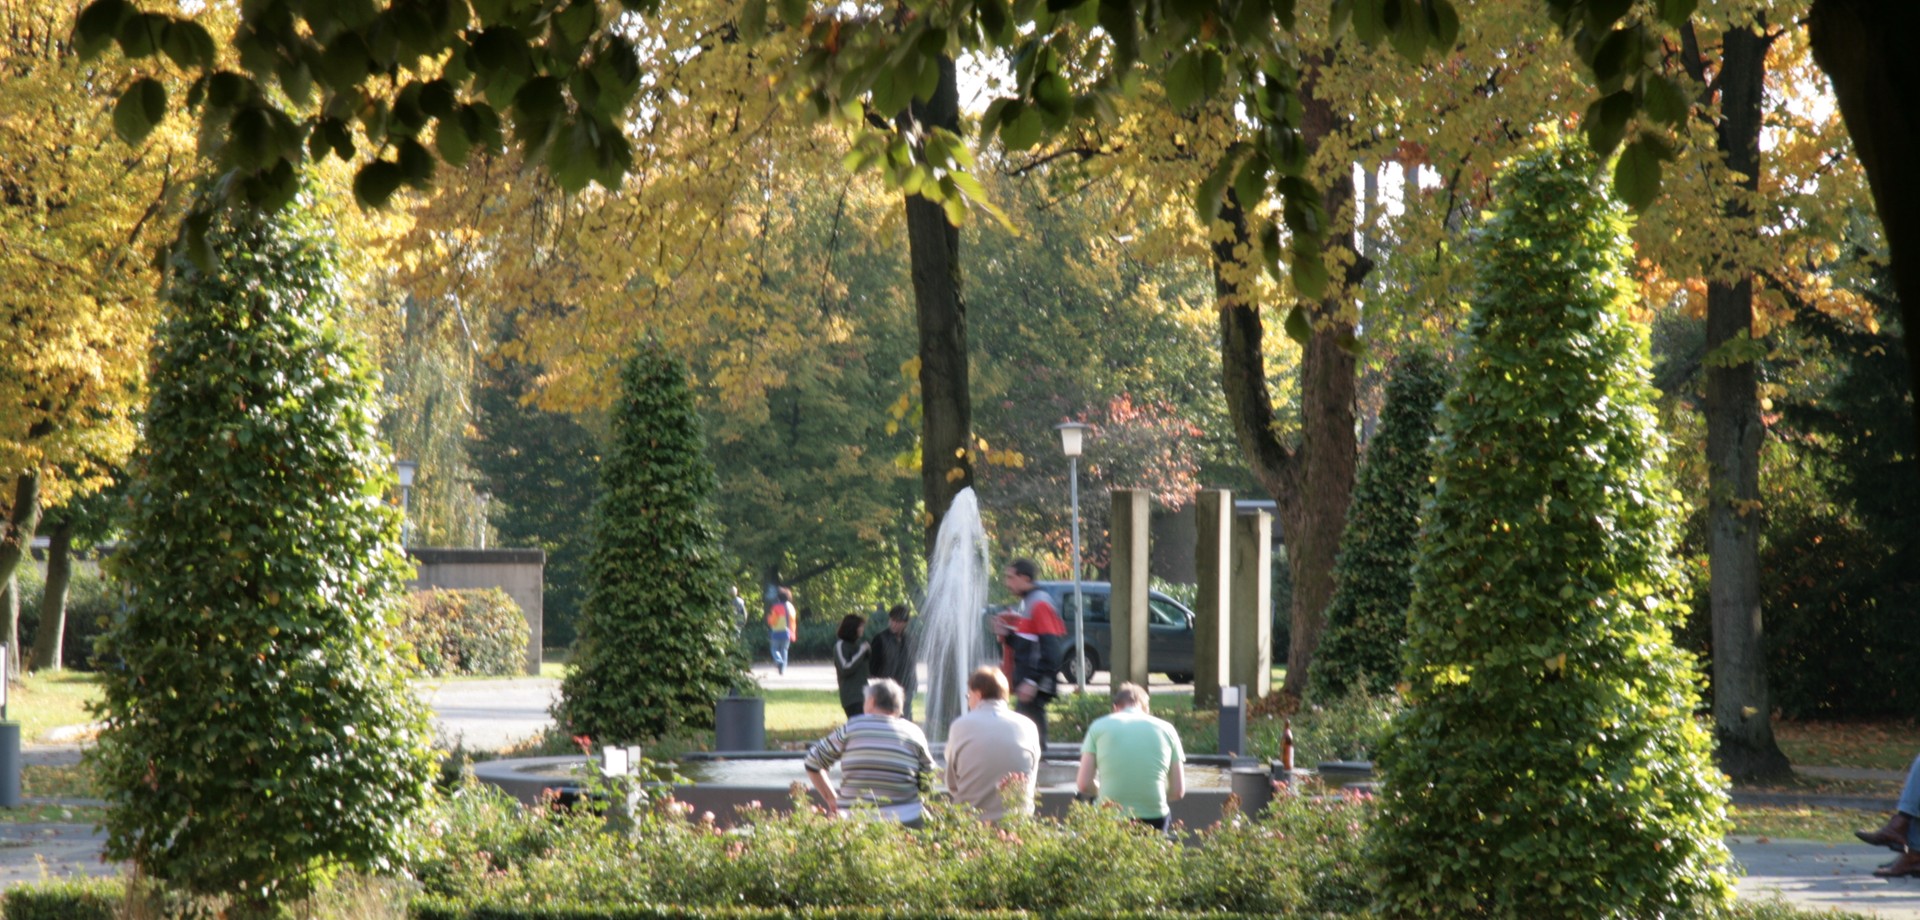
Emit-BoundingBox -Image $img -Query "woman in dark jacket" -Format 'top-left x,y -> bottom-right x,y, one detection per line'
833,614 -> 872,718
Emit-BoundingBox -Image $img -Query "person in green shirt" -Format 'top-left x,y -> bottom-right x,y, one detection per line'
1075,682 -> 1185,831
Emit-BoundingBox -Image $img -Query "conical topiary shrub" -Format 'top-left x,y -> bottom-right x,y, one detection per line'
556,339 -> 744,744
1371,142 -> 1731,917
1308,349 -> 1448,702
91,204 -> 435,911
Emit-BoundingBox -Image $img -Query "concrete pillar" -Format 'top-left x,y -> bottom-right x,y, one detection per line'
1230,508 -> 1274,698
1193,490 -> 1232,710
1109,489 -> 1152,689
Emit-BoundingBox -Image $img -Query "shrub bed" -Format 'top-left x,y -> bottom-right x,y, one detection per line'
411,781 -> 1371,917
406,588 -> 533,677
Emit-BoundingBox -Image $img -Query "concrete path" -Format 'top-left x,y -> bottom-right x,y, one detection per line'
417,676 -> 562,752
1731,837 -> 1920,918
419,661 -> 1191,752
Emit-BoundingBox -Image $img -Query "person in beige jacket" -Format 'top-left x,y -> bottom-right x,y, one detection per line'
943,666 -> 1042,822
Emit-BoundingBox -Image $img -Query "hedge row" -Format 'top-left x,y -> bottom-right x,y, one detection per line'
0,878 -> 120,920
0,883 -> 1326,920
412,906 -> 1326,920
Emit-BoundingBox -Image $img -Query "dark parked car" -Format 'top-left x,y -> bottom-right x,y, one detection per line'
1016,581 -> 1197,685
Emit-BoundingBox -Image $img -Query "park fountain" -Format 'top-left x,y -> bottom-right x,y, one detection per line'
470,485 -> 1314,827
918,487 -> 994,743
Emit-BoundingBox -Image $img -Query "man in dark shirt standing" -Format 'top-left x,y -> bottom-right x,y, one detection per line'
869,604 -> 918,722
998,558 -> 1066,753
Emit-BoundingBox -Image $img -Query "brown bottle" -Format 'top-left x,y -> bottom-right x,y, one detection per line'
1281,718 -> 1295,773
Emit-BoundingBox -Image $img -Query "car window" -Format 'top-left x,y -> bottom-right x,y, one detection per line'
1148,597 -> 1188,628
1057,589 -> 1109,624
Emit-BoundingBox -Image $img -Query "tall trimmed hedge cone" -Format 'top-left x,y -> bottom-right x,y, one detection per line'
1372,144 -> 1731,917
91,205 -> 435,910
556,340 -> 744,743
1309,350 -> 1448,702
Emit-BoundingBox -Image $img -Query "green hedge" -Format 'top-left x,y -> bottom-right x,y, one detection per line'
405,588 -> 532,676
0,877 -> 122,920
410,905 -> 1328,920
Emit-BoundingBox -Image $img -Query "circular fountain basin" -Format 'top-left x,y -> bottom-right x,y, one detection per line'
470,750 -> 1291,829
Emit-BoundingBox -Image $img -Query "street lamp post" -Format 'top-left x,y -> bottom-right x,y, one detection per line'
1056,422 -> 1091,691
394,460 -> 418,547
476,491 -> 491,549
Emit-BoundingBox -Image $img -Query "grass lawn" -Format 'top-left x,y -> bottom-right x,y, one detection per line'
22,761 -> 97,799
1729,803 -> 1884,844
1773,720 -> 1919,772
8,670 -> 102,743
763,689 -> 850,746
422,661 -> 571,682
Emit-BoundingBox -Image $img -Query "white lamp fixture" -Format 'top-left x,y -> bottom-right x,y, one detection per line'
1055,421 -> 1090,458
394,460 -> 418,546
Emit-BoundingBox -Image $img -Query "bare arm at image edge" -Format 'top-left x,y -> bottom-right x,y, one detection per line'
805,767 -> 838,816
1167,724 -> 1186,801
1076,750 -> 1098,800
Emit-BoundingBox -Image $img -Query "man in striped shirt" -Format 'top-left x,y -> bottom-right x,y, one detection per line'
803,678 -> 935,824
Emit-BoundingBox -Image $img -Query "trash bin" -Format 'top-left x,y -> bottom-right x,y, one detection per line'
714,694 -> 765,752
0,722 -> 18,809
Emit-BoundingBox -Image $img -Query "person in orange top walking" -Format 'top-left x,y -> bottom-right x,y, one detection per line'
766,586 -> 798,675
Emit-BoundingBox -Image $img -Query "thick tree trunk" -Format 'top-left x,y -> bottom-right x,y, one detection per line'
0,471 -> 43,679
1213,64 -> 1360,700
1807,1 -> 1920,433
900,54 -> 972,553
28,518 -> 72,672
1703,24 -> 1792,782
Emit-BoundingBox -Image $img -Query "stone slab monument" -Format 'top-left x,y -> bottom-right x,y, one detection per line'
1108,488 -> 1152,689
1193,490 -> 1233,710
1229,507 -> 1273,697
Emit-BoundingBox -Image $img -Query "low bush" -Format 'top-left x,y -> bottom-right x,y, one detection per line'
0,876 -> 121,920
410,780 -> 1372,917
1251,687 -> 1401,766
405,589 -> 532,677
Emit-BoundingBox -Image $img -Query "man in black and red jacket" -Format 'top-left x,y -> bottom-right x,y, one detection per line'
997,557 -> 1066,754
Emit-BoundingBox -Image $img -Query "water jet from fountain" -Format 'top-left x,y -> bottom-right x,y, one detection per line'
918,487 -> 993,742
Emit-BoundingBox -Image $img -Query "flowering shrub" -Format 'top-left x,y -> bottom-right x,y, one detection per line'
404,588 -> 531,677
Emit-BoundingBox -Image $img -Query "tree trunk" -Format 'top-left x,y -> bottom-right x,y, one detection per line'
1704,24 -> 1792,782
1213,63 -> 1360,700
0,471 -> 43,679
29,518 -> 73,673
1807,0 -> 1920,433
901,54 -> 973,554
1,576 -> 16,682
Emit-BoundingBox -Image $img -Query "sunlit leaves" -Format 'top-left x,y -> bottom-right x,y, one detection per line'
1,0 -> 188,510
